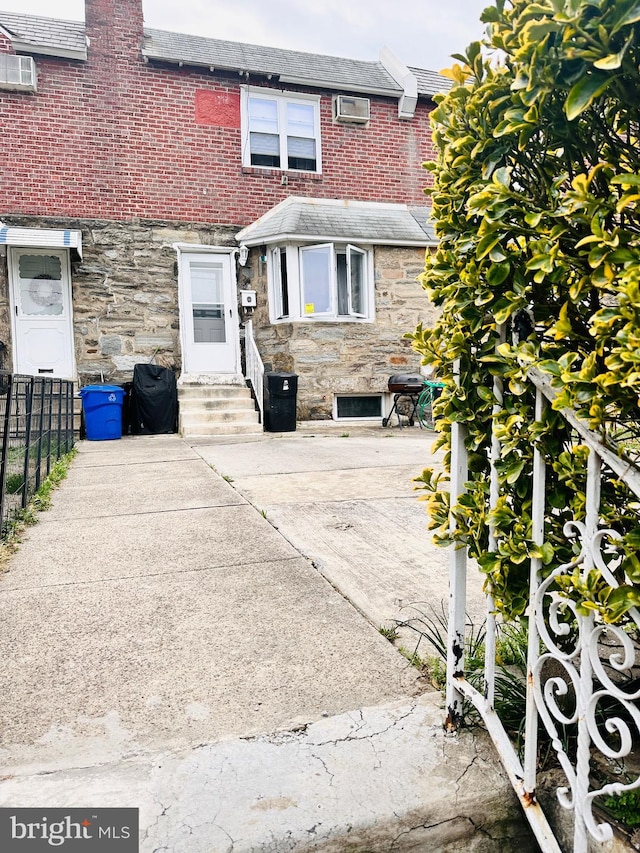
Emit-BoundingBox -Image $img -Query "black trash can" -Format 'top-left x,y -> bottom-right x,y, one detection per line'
264,372 -> 298,432
118,381 -> 134,435
130,364 -> 178,435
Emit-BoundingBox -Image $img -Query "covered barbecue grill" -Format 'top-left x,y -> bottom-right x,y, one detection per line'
382,373 -> 424,427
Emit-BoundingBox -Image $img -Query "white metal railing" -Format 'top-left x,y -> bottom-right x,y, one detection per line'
446,364 -> 640,853
244,319 -> 264,421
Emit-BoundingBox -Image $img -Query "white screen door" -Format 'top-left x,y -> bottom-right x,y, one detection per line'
179,252 -> 238,374
9,248 -> 75,379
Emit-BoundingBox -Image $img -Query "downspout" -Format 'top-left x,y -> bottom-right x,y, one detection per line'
379,47 -> 418,120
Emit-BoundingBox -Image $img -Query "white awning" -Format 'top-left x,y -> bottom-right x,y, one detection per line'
0,224 -> 83,258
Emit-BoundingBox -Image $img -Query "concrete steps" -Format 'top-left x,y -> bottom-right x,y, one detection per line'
178,383 -> 262,437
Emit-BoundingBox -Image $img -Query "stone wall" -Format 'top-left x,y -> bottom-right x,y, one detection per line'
0,216 -> 236,385
244,245 -> 437,420
0,219 -> 438,422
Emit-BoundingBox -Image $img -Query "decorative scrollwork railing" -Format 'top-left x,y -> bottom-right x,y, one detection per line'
446,364 -> 640,853
532,522 -> 640,847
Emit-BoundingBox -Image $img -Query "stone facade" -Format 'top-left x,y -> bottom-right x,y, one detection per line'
243,246 -> 437,420
0,222 -> 435,422
0,216 -> 236,386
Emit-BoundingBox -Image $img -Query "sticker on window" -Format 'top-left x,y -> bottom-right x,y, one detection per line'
304,303 -> 315,314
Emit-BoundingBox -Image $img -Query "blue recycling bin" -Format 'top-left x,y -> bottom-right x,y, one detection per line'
79,385 -> 125,440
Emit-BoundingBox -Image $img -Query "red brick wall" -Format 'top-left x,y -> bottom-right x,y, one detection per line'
1,0 -> 435,227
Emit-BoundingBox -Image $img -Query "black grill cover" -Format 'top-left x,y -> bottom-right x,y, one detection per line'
130,364 -> 178,435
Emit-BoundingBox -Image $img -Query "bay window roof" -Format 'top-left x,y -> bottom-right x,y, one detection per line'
236,197 -> 436,248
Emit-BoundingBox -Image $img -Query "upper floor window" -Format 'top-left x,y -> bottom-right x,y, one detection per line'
241,87 -> 321,173
267,243 -> 373,322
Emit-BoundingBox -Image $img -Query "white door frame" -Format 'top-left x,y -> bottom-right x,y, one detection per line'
8,246 -> 76,379
174,244 -> 242,382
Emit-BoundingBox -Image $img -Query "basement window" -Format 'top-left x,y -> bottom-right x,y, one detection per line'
334,395 -> 382,420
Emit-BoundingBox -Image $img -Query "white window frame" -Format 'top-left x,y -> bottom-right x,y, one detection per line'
271,246 -> 289,320
241,86 -> 322,173
333,394 -> 383,421
343,244 -> 367,319
267,242 -> 374,323
300,243 -> 334,317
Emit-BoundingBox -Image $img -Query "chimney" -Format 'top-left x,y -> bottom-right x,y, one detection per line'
85,0 -> 144,62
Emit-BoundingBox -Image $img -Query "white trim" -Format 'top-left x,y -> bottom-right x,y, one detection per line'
269,316 -> 374,325
172,243 -> 237,255
300,242 -> 334,317
243,232 -> 432,248
12,42 -> 87,61
346,244 -> 367,318
333,393 -> 384,421
240,85 -> 322,174
270,246 -> 287,320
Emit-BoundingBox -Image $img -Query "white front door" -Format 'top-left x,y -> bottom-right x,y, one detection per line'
178,250 -> 239,375
9,248 -> 75,379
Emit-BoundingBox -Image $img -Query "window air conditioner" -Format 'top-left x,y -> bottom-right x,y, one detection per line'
0,55 -> 37,91
334,95 -> 370,124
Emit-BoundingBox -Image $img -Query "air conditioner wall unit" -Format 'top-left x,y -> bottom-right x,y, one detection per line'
334,95 -> 370,124
0,55 -> 37,91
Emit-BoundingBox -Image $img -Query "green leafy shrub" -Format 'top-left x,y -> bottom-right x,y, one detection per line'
602,788 -> 640,828
410,0 -> 640,623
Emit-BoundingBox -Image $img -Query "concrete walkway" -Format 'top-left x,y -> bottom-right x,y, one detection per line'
191,423 -> 485,627
0,429 -> 532,852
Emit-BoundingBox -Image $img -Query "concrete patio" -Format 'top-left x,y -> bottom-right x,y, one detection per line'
0,428 -> 532,852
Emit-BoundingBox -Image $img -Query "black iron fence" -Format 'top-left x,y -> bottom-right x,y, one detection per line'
0,373 -> 75,537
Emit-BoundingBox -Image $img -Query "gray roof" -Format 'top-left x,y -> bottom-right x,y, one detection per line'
143,29 -> 404,97
0,10 -> 86,60
144,30 -> 449,98
236,197 -> 437,247
0,10 -> 449,98
410,66 -> 453,96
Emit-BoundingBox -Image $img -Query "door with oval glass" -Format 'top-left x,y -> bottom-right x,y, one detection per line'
179,251 -> 239,375
9,248 -> 75,378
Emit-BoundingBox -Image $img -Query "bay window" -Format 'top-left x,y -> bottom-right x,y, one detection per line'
268,243 -> 373,322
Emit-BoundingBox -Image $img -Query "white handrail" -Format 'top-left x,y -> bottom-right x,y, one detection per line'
244,319 -> 264,421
